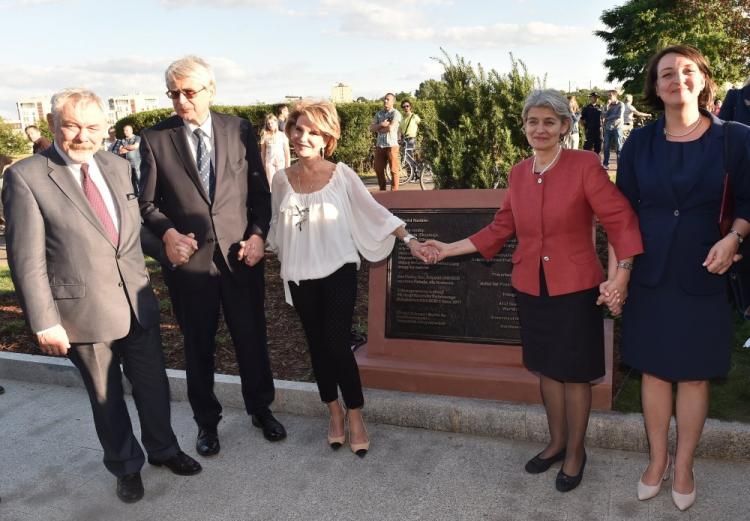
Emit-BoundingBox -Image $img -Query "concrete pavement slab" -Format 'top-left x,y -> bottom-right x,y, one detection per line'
1,379 -> 749,521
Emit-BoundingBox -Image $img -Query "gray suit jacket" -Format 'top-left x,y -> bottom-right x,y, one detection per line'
1,147 -> 160,343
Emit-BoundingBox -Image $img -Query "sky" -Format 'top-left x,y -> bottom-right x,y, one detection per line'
0,0 -> 623,121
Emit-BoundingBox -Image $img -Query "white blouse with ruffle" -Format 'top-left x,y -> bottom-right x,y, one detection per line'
267,162 -> 405,304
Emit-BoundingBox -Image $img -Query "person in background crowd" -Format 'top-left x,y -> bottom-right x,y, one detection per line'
103,126 -> 119,152
267,100 -> 431,458
563,96 -> 581,149
259,113 -> 290,188
602,90 -> 625,168
25,125 -> 52,154
423,89 -> 642,494
622,94 -> 651,139
139,55 -> 285,458
399,99 -> 421,174
719,75 -> 750,124
370,93 -> 402,191
580,93 -> 602,154
3,88 -> 201,504
614,45 -> 750,512
712,98 -> 722,116
276,104 -> 289,132
0,154 -> 12,229
119,124 -> 141,193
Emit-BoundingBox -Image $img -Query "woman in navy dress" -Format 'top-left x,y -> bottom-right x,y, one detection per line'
615,45 -> 750,511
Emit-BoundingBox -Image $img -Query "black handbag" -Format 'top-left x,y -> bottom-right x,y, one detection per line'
719,121 -> 750,318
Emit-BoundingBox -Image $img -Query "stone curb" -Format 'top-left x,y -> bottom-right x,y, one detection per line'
1,351 -> 748,461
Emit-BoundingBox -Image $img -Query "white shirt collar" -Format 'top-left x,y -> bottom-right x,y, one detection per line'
183,113 -> 213,138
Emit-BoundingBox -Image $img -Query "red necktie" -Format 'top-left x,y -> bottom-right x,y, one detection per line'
80,163 -> 119,245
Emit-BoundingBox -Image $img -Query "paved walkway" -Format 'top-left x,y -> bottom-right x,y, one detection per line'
0,379 -> 747,521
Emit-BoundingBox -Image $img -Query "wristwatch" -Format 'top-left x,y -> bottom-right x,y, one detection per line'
402,234 -> 416,245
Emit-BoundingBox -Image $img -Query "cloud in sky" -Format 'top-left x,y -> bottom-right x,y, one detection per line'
322,0 -> 589,47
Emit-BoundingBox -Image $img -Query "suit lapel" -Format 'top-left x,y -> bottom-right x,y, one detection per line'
212,111 -> 228,201
168,123 -> 211,204
46,148 -> 115,247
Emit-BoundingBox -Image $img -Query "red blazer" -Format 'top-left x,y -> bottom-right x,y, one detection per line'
469,149 -> 643,296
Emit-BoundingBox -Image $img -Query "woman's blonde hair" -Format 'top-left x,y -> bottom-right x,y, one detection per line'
263,113 -> 278,132
285,100 -> 341,157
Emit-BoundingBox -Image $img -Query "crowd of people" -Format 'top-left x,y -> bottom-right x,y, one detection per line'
1,45 -> 749,515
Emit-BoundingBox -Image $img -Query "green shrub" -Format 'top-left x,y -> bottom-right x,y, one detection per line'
416,51 -> 537,189
116,101 -> 437,176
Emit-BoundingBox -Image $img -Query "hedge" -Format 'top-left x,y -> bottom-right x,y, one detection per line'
116,100 -> 437,174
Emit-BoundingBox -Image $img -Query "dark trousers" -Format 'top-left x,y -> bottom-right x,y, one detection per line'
68,318 -> 179,477
583,132 -> 601,154
167,250 -> 275,429
288,263 -> 364,409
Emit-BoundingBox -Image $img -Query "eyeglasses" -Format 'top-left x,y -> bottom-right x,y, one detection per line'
165,86 -> 207,100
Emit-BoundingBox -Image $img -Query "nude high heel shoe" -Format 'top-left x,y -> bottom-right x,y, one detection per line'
327,416 -> 346,450
347,412 -> 370,458
671,469 -> 696,511
637,455 -> 671,500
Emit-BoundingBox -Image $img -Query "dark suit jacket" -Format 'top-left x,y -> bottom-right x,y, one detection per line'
1,147 -> 159,342
138,111 -> 270,287
616,111 -> 750,295
469,149 -> 643,296
718,85 -> 750,125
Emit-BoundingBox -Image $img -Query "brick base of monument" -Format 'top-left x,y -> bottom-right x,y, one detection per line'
354,189 -> 614,411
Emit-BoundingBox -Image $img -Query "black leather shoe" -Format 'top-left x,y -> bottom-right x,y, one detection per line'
525,449 -> 566,474
251,409 -> 287,442
116,472 -> 144,503
196,428 -> 220,457
556,452 -> 587,492
148,450 -> 202,476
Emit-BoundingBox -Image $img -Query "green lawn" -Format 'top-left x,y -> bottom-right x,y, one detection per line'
614,315 -> 750,423
0,266 -> 14,295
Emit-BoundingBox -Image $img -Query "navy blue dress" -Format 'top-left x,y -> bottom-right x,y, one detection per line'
616,114 -> 750,380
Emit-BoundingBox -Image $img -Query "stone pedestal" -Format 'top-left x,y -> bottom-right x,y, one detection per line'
355,189 -> 613,410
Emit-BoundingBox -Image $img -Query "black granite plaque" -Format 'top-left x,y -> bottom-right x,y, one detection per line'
386,209 -> 521,345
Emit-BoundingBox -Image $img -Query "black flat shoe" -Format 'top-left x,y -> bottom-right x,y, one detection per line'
148,450 -> 202,476
251,409 -> 287,442
196,427 -> 220,457
525,449 -> 566,474
556,452 -> 587,492
116,472 -> 144,503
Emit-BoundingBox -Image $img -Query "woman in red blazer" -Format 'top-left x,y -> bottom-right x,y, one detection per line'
425,89 -> 643,492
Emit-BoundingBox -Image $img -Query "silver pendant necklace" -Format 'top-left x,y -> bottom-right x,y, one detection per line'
532,145 -> 562,184
293,168 -> 312,231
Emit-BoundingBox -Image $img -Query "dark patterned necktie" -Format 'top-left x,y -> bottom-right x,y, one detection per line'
80,163 -> 119,245
194,128 -> 214,200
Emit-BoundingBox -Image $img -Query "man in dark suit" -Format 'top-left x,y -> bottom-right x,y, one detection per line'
139,56 -> 285,456
2,88 -> 201,504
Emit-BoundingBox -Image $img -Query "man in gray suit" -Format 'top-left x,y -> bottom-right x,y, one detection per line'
1,88 -> 201,504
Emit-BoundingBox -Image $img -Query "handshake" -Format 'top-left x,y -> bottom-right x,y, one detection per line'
405,239 -> 449,265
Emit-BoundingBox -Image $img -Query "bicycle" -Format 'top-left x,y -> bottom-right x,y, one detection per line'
399,140 -> 434,190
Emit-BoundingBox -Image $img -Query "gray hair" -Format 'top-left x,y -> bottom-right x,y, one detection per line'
49,88 -> 107,126
165,55 -> 216,91
522,89 -> 573,135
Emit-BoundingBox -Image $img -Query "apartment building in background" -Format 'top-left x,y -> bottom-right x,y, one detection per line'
16,96 -> 51,129
106,93 -> 159,124
331,83 -> 353,103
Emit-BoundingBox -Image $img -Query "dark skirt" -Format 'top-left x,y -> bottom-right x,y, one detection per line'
621,264 -> 732,381
515,269 -> 604,383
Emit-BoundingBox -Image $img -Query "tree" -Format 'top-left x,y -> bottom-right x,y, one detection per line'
596,0 -> 750,95
0,118 -> 29,157
418,50 -> 537,189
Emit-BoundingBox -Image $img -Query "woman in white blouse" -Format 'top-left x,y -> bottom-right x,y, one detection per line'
259,100 -> 428,457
